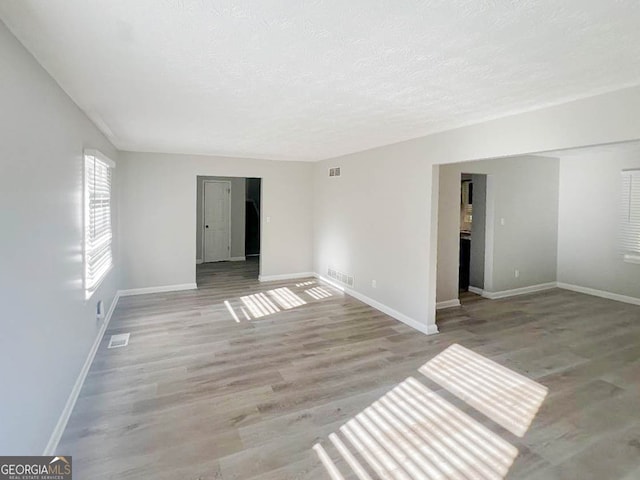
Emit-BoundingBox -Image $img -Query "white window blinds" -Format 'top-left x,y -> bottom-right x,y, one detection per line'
84,151 -> 114,296
621,170 -> 640,264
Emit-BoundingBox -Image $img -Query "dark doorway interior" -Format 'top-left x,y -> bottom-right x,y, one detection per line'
459,173 -> 487,292
245,178 -> 261,256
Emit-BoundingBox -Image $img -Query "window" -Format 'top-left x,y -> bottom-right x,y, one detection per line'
84,150 -> 115,297
621,170 -> 640,264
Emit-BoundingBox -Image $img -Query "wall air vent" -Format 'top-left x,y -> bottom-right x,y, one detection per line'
327,267 -> 354,287
108,333 -> 130,349
329,167 -> 341,177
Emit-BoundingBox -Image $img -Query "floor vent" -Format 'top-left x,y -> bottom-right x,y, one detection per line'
108,333 -> 130,349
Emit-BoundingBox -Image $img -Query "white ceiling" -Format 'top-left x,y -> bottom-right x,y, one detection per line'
2,1 -> 640,161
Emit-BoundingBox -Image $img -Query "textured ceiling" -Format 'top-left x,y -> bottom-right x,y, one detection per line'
2,1 -> 640,161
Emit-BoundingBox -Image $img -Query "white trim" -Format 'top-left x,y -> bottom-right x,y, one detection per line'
202,180 -> 232,263
196,258 -> 203,265
229,256 -> 246,262
315,274 -> 439,336
557,283 -> 640,306
43,292 -> 120,455
482,282 -> 557,299
258,272 -> 315,282
436,299 -> 461,310
468,286 -> 484,296
118,283 -> 198,297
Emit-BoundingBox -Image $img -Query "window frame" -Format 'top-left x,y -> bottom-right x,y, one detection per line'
83,149 -> 116,299
621,169 -> 640,265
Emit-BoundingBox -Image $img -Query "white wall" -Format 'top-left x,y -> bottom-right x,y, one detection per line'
0,20 -> 118,454
196,176 -> 246,260
437,156 -> 560,303
118,152 -> 313,289
469,174 -> 487,289
314,86 -> 640,333
314,152 -> 435,332
558,147 -> 640,299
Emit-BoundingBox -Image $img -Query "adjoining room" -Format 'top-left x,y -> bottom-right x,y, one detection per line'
196,176 -> 262,287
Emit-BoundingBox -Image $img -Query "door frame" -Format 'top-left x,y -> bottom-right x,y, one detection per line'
455,172 -> 493,295
202,180 -> 232,262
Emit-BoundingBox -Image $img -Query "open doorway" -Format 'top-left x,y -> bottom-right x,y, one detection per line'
196,176 -> 262,286
459,174 -> 487,303
437,154 -> 562,322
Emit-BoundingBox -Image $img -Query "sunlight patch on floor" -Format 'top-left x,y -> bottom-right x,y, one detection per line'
315,377 -> 519,479
306,286 -> 334,300
419,344 -> 548,437
315,344 -> 548,479
224,300 -> 240,323
313,443 -> 346,480
223,286 -> 319,322
268,287 -> 306,309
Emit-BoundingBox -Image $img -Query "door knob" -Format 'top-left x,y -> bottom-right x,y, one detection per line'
205,225 -> 209,228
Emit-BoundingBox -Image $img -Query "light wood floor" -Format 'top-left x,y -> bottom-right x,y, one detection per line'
59,260 -> 640,479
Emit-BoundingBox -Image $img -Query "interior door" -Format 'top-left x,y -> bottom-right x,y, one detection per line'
203,181 -> 231,262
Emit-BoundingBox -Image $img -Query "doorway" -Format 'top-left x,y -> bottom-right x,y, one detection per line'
459,174 -> 487,295
196,176 -> 262,286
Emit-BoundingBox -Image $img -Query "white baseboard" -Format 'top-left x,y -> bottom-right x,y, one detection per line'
43,292 -> 120,455
482,282 -> 557,300
436,299 -> 461,310
229,256 -> 246,262
196,258 -> 203,265
258,272 -> 315,282
118,283 -> 198,297
557,282 -> 640,306
314,274 -> 438,336
468,286 -> 484,296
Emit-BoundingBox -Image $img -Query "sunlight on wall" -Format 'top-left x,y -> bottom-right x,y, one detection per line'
419,344 -> 548,437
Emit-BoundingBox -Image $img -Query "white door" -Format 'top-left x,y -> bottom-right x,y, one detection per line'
203,181 -> 231,262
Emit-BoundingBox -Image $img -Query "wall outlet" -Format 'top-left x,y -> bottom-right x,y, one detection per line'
514,269 -> 520,278
371,280 -> 377,288
500,218 -> 506,226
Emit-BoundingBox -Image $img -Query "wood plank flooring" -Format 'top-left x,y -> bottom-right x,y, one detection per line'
58,259 -> 640,479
